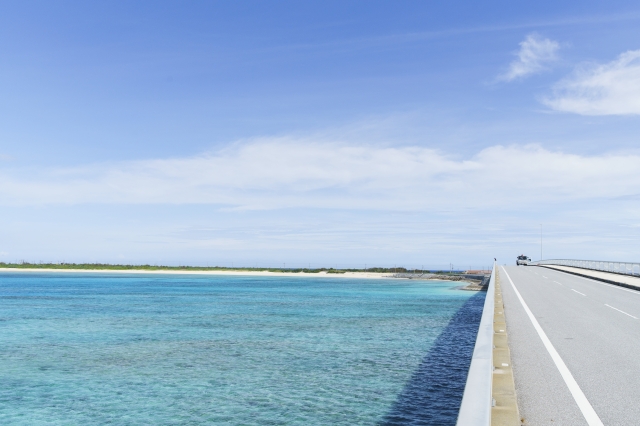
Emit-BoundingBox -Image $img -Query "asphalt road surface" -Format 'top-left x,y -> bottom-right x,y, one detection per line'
499,265 -> 640,426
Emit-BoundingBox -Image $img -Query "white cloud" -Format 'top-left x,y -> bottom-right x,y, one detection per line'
544,49 -> 640,115
0,139 -> 639,211
499,33 -> 560,81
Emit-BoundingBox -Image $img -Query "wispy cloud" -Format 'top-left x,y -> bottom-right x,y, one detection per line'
1,139 -> 639,211
544,49 -> 640,115
269,12 -> 640,56
499,33 -> 560,81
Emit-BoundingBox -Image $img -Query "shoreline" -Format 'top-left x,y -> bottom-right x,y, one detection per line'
0,268 -> 475,291
0,267 -> 392,279
0,268 -> 482,287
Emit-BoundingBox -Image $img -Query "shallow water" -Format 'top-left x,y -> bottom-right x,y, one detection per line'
0,273 -> 484,425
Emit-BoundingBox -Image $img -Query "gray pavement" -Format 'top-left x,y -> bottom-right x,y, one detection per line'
499,265 -> 640,426
541,264 -> 640,289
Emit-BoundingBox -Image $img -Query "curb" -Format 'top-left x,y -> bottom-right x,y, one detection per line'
539,265 -> 640,292
492,271 -> 521,425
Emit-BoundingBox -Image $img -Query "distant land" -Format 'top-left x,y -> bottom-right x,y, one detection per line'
0,262 -> 459,274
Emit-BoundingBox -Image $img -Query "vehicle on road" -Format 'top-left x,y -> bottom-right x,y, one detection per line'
516,255 -> 531,266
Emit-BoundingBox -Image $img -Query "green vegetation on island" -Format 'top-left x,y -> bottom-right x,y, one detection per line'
0,262 -> 452,274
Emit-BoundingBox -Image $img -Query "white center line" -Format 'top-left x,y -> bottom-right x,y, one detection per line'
605,304 -> 638,319
501,267 -> 603,426
571,289 -> 586,296
554,281 -> 563,285
542,276 -> 548,279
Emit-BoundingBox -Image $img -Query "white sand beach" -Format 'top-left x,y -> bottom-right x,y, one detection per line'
0,268 -> 392,279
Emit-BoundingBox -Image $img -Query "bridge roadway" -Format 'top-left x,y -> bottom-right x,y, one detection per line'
499,265 -> 640,425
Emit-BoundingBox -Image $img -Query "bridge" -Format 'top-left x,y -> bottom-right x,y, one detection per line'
457,259 -> 640,425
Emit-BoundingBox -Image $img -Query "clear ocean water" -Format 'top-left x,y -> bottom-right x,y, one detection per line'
0,272 -> 484,425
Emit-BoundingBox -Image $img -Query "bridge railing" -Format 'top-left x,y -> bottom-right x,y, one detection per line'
456,262 -> 495,426
532,259 -> 640,277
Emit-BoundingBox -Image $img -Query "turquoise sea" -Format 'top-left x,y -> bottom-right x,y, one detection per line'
0,272 -> 484,425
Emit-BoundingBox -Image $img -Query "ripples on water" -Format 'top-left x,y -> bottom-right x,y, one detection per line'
0,273 -> 484,425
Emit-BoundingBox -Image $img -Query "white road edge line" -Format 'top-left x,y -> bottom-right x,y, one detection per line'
604,304 -> 638,319
501,267 -> 604,426
571,289 -> 586,296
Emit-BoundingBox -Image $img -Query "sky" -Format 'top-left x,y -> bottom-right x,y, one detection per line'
2,0 -> 640,269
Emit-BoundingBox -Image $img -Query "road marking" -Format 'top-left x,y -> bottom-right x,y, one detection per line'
543,267 -> 640,295
571,289 -> 586,296
501,267 -> 603,426
554,281 -> 563,285
604,304 -> 638,319
577,276 -> 640,295
542,275 -> 548,279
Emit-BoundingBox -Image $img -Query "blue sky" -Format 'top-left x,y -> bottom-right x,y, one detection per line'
2,1 -> 640,268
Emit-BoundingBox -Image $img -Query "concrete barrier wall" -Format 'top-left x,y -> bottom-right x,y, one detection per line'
456,262 -> 495,426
